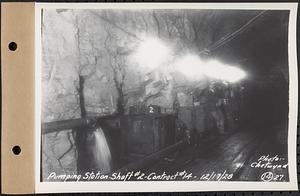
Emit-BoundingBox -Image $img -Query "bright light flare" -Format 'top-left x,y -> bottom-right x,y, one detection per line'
205,60 -> 246,83
174,54 -> 205,79
133,37 -> 171,70
175,55 -> 246,83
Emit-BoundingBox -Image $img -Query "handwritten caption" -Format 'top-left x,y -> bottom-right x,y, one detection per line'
46,154 -> 288,182
47,170 -> 233,182
250,154 -> 288,182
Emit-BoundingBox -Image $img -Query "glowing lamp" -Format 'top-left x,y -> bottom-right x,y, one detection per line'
205,60 -> 246,83
175,55 -> 246,83
133,37 -> 170,70
174,54 -> 205,79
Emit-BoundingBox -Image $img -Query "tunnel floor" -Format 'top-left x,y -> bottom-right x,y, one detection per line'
143,127 -> 289,181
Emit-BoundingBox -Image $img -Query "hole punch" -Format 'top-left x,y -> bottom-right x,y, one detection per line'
8,42 -> 17,51
12,145 -> 21,155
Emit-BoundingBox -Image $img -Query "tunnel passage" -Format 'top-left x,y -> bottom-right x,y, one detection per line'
210,11 -> 289,124
143,10 -> 290,179
41,9 -> 291,181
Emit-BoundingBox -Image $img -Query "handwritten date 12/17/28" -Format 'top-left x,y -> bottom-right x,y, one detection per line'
200,170 -> 233,181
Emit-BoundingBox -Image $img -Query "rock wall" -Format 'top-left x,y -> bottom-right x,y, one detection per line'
42,10 -> 81,180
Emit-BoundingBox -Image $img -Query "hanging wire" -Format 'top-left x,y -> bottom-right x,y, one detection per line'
200,10 -> 269,55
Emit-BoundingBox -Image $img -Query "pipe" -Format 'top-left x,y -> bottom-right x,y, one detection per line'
42,114 -> 122,134
42,118 -> 91,134
42,114 -> 174,134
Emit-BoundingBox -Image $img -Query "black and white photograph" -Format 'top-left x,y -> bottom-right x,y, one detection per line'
36,3 -> 298,192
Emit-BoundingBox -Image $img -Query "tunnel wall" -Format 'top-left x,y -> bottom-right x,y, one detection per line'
41,10 -> 80,180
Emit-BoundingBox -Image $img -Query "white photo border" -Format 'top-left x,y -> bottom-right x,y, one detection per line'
35,2 -> 298,193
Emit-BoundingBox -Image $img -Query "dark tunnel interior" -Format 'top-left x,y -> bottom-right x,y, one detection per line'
213,10 -> 289,132
200,11 -> 291,170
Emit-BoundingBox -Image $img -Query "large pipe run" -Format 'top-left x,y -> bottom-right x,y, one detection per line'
42,115 -> 121,134
42,118 -> 90,134
42,114 -> 174,134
